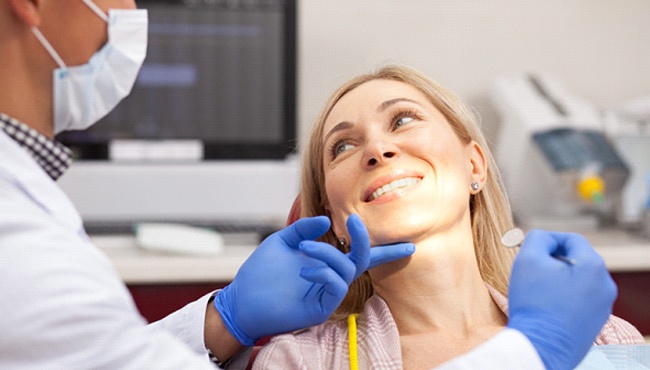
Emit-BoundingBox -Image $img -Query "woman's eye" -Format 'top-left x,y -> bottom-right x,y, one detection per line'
333,142 -> 355,157
395,115 -> 415,128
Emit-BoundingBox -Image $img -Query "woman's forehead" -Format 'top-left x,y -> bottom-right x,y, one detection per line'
333,80 -> 426,111
323,79 -> 433,133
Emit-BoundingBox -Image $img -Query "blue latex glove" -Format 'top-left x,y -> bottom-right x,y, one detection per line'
507,229 -> 617,370
214,214 -> 414,346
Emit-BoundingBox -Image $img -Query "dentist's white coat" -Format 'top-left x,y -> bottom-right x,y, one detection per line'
0,130 -> 543,369
0,131 -> 216,369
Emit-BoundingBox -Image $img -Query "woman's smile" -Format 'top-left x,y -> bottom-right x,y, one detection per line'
364,171 -> 424,203
366,176 -> 421,202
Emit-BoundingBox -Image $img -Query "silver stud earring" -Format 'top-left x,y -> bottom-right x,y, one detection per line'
471,182 -> 480,191
338,237 -> 347,248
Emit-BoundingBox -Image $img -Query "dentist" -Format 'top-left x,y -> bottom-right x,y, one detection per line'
0,0 -> 415,368
0,1 -> 617,369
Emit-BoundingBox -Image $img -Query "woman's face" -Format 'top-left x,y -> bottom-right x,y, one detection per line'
321,79 -> 484,246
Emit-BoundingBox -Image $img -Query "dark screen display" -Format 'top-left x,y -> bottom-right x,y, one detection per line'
57,0 -> 296,160
533,129 -> 628,171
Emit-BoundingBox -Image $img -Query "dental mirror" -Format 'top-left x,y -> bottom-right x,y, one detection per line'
501,227 -> 576,265
501,227 -> 526,248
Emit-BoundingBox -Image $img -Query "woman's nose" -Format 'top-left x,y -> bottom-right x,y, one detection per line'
363,138 -> 400,167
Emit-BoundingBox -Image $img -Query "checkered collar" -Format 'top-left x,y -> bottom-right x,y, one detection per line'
0,113 -> 72,180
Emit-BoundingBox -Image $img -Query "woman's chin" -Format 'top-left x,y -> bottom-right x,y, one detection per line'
368,221 -> 440,247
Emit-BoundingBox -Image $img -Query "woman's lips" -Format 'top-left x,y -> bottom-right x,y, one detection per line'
364,172 -> 424,202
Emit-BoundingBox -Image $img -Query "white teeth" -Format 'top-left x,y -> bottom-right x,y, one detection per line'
370,177 -> 419,201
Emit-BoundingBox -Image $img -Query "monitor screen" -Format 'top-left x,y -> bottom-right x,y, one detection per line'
57,0 -> 296,160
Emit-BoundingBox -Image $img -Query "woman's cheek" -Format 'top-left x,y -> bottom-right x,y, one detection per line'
324,172 -> 352,233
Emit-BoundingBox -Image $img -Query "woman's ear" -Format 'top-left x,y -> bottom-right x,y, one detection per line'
468,141 -> 487,192
9,0 -> 41,27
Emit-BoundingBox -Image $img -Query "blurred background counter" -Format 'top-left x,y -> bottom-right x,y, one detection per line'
92,231 -> 650,337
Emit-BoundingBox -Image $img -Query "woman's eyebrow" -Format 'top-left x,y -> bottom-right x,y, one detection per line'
377,97 -> 423,112
323,98 -> 424,143
323,121 -> 353,144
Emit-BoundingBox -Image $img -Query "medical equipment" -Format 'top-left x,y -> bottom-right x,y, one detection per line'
502,228 -> 576,265
56,0 -> 299,235
642,175 -> 650,238
491,73 -> 630,230
135,223 -> 224,256
501,227 -> 526,248
604,95 -> 650,226
348,314 -> 360,370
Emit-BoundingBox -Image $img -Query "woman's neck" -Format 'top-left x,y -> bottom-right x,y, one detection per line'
369,224 -> 506,337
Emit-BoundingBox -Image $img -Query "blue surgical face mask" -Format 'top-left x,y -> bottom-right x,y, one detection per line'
32,0 -> 148,134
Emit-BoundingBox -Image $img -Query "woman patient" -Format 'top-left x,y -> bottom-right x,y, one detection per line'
253,65 -> 644,369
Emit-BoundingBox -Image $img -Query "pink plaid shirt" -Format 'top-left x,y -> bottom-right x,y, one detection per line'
253,285 -> 644,369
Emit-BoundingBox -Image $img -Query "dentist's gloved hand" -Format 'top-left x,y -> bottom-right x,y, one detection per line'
214,214 -> 414,346
507,229 -> 617,370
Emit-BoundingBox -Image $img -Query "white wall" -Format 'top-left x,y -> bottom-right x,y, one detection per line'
296,0 -> 650,147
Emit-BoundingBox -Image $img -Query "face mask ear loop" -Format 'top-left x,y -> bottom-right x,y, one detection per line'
81,0 -> 109,22
31,27 -> 67,69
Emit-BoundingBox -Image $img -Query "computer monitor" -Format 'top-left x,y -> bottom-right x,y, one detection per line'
58,0 -> 296,160
57,0 -> 299,233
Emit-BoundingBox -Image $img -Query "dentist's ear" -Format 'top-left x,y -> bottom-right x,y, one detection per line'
9,0 -> 42,27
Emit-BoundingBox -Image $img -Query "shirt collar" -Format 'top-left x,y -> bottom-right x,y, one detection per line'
0,113 -> 73,180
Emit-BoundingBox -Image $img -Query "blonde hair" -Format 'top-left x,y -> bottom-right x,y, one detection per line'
301,65 -> 516,319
